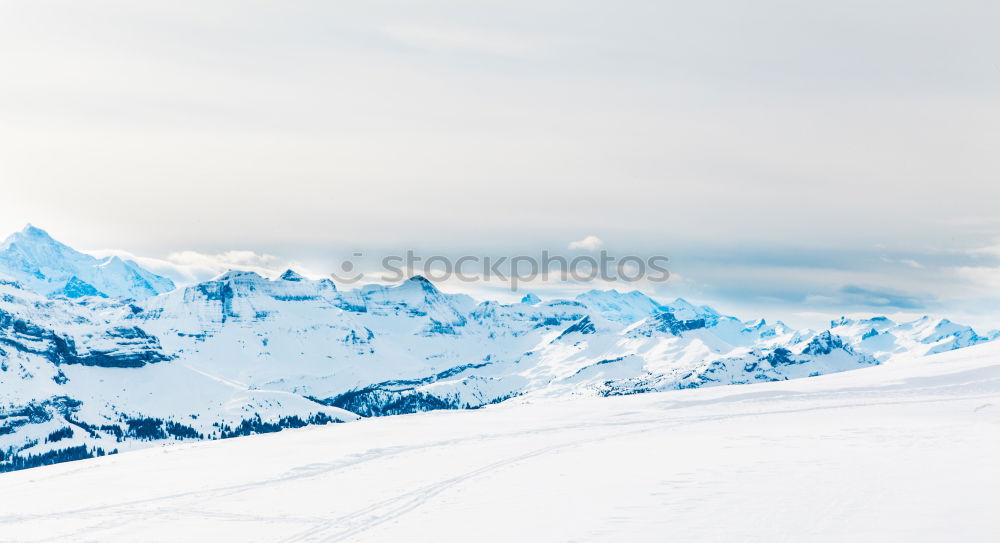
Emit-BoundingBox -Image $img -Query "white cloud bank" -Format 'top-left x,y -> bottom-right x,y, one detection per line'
568,235 -> 603,251
85,249 -> 318,285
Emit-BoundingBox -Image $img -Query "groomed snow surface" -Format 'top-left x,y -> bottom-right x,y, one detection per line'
2,341 -> 999,542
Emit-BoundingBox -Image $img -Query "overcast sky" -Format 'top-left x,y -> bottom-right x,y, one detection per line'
1,1 -> 998,328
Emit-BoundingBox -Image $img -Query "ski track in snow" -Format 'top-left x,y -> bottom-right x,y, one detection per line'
1,341 -> 999,542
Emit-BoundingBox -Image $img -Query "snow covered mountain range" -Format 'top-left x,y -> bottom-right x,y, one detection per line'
0,225 -> 174,299
1,226 -> 997,472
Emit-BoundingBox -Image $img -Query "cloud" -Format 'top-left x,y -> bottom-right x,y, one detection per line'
881,256 -> 924,269
952,266 -> 1000,289
85,249 -> 316,285
568,235 -> 604,251
837,285 -> 926,309
968,244 -> 1000,258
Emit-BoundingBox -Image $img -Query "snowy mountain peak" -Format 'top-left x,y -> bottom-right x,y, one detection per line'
831,316 -> 853,327
0,225 -> 175,300
404,275 -> 438,293
279,269 -> 305,282
801,330 -> 847,355
2,224 -> 73,258
99,255 -> 125,267
673,298 -> 721,317
216,269 -> 259,280
748,318 -> 767,329
575,289 -> 664,323
831,315 -> 894,328
15,223 -> 54,240
520,293 -> 541,305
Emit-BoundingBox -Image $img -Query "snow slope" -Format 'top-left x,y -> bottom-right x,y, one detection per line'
1,340 -> 997,542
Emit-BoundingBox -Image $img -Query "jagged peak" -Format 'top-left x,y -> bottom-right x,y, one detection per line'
669,297 -> 698,309
316,277 -> 338,291
17,223 -> 61,241
21,223 -> 49,236
576,288 -> 647,301
832,315 -> 897,329
857,316 -> 893,326
212,269 -> 266,282
96,255 -> 127,268
580,288 -> 621,296
747,318 -> 767,328
831,316 -> 853,327
403,275 -> 439,293
279,269 -> 305,282
520,293 -> 541,305
2,224 -> 62,249
801,330 -> 847,356
576,289 -> 663,307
